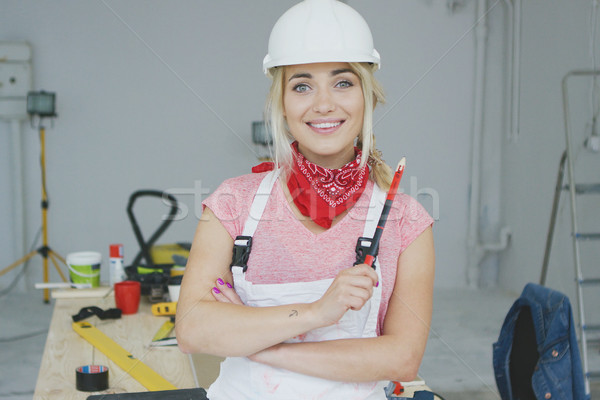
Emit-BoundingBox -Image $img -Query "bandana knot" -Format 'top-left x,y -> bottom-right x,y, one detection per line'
288,142 -> 368,228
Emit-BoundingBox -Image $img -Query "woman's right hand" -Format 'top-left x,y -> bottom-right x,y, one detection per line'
311,264 -> 379,327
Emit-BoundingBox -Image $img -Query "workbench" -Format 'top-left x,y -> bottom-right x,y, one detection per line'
33,288 -> 198,399
33,287 -> 432,399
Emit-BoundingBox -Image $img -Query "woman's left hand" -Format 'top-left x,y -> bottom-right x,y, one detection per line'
211,278 -> 244,305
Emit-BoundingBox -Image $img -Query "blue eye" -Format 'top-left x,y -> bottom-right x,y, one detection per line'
336,80 -> 353,88
293,83 -> 310,93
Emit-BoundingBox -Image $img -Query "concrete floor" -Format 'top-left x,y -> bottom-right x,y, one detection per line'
419,287 -> 516,399
1,286 -> 599,399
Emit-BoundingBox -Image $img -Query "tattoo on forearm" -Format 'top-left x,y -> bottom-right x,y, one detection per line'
289,310 -> 298,317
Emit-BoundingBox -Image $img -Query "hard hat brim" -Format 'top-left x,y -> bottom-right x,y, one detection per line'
263,49 -> 380,75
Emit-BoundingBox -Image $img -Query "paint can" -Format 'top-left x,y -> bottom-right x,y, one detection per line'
66,251 -> 101,288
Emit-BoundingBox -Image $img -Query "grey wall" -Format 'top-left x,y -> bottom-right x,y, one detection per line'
1,1 -> 598,297
0,1 -> 291,291
499,0 -> 600,318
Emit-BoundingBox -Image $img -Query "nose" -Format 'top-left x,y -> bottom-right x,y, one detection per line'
312,88 -> 335,114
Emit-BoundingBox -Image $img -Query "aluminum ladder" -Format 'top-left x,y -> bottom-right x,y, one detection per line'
540,69 -> 600,394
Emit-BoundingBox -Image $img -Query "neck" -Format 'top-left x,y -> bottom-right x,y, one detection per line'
296,145 -> 357,170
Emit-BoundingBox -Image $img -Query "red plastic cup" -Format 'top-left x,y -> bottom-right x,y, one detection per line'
114,281 -> 141,314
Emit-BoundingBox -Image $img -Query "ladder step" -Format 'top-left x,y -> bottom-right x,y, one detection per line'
587,371 -> 600,380
563,183 -> 600,194
574,233 -> 600,240
580,278 -> 600,285
586,338 -> 600,346
583,324 -> 600,332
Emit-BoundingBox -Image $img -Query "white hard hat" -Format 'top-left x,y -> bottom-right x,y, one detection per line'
263,0 -> 381,75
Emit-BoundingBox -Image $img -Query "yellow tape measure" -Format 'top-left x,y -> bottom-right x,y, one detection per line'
151,302 -> 177,316
72,321 -> 177,391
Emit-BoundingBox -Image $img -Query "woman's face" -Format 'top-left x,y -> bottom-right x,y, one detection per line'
283,62 -> 364,169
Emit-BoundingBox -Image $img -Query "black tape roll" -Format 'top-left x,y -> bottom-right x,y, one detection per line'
76,365 -> 109,392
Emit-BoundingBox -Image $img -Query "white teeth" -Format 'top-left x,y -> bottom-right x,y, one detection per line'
310,122 -> 341,129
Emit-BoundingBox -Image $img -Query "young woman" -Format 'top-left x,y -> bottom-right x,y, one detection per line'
176,1 -> 435,399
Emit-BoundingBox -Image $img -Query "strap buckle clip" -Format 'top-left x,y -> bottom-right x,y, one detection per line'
354,236 -> 376,266
230,235 -> 253,272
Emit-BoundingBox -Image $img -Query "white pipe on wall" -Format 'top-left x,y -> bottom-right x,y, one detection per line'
10,119 -> 26,265
501,0 -> 514,140
467,0 -> 489,287
467,0 -> 511,287
499,0 -> 521,142
511,0 -> 521,141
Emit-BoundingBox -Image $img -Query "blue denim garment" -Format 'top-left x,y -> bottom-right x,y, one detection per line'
386,390 -> 433,400
411,391 -> 434,400
493,283 -> 589,400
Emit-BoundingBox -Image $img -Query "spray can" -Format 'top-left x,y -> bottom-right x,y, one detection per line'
109,244 -> 126,286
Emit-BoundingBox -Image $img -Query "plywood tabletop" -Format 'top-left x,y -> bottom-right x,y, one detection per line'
34,291 -> 197,399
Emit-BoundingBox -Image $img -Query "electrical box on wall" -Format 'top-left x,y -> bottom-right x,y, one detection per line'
0,41 -> 32,121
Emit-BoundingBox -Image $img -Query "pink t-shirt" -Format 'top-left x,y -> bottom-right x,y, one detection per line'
202,172 -> 433,333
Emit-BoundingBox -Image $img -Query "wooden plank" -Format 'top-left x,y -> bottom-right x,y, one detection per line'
34,295 -> 196,399
51,286 -> 112,299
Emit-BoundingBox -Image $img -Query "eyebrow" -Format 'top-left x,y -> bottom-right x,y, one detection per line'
331,68 -> 355,76
288,72 -> 312,81
287,68 -> 356,82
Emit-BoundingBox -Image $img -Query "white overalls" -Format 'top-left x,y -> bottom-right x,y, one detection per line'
207,170 -> 388,400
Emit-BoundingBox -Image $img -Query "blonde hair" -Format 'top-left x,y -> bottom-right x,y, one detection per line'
265,62 -> 393,189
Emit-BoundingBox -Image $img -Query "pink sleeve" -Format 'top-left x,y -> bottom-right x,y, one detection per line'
398,194 -> 434,253
201,174 -> 263,240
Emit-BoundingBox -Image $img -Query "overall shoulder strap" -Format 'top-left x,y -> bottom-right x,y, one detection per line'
241,169 -> 281,237
231,170 -> 280,272
362,183 -> 386,238
354,183 -> 386,270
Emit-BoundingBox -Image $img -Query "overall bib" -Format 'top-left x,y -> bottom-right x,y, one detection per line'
207,170 -> 388,400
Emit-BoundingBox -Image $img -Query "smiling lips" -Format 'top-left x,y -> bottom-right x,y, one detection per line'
307,120 -> 344,134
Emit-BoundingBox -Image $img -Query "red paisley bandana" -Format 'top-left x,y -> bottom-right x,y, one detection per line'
287,142 -> 368,228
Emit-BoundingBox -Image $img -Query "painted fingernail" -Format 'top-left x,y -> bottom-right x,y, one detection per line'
376,281 -> 379,287
226,282 -> 233,289
212,287 -> 220,294
217,278 -> 225,285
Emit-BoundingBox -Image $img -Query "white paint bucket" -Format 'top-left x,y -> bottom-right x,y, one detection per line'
66,251 -> 102,288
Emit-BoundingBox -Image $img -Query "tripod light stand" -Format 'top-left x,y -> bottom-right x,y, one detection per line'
0,91 -> 68,303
